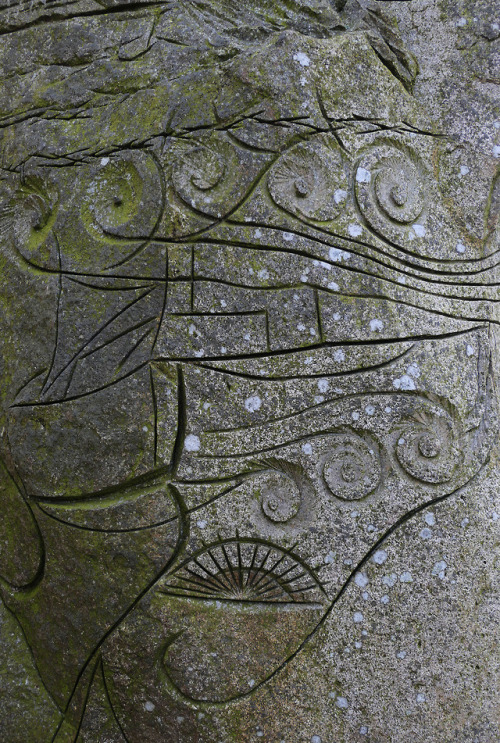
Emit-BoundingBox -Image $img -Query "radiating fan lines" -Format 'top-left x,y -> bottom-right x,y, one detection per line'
159,539 -> 327,605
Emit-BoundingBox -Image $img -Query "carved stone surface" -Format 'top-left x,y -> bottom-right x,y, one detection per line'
0,1 -> 498,741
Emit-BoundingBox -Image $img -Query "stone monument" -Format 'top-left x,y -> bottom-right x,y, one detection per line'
0,1 -> 498,741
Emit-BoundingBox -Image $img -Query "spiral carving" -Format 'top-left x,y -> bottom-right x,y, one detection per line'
259,467 -> 302,523
395,411 -> 460,484
322,434 -> 381,501
172,138 -> 239,217
0,175 -> 57,267
354,143 -> 427,242
268,140 -> 348,221
81,151 -> 161,241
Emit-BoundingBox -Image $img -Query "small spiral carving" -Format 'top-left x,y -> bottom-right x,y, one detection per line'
395,411 -> 460,484
171,138 -> 239,217
259,468 -> 302,523
268,140 -> 348,221
322,434 -> 381,501
0,176 -> 57,266
354,143 -> 427,242
81,151 -> 161,240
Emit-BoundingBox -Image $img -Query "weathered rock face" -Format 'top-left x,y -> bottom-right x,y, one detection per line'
0,1 -> 498,741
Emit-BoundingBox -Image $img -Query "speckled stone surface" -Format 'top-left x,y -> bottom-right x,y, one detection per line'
0,1 -> 498,741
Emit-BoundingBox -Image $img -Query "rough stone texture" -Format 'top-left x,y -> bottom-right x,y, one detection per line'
0,1 -> 498,741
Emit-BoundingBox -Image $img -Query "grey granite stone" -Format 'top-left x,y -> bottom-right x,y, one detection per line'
0,1 -> 498,741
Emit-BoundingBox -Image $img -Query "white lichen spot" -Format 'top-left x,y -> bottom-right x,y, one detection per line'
356,167 -> 371,183
297,323 -> 306,331
412,224 -> 426,238
407,363 -> 421,378
425,512 -> 436,526
328,281 -> 340,291
432,560 -> 447,579
314,395 -> 324,404
318,378 -> 329,393
419,527 -> 432,540
461,517 -> 469,528
311,736 -> 322,743
348,223 -> 363,238
400,571 -> 413,583
354,572 -> 369,588
365,404 -> 375,416
300,274 -> 309,283
456,242 -> 466,254
460,165 -> 470,176
245,395 -> 262,413
362,591 -> 369,600
248,679 -> 256,687
360,727 -> 368,736
355,641 -> 362,649
185,434 -> 201,452
380,594 -> 390,604
351,411 -> 360,421
466,344 -> 475,357
393,375 -> 416,391
334,188 -> 348,203
493,145 -> 500,158
144,701 -> 155,712
353,611 -> 364,623
457,16 -> 467,26
334,349 -> 345,362
293,51 -> 311,67
369,319 -> 384,332
283,231 -> 295,241
397,650 -> 407,659
492,511 -> 499,522
372,549 -> 388,565
382,573 -> 397,587
324,550 -> 335,565
385,406 -> 392,414
254,228 -> 263,238
258,268 -> 270,280
302,442 -> 313,455
416,693 -> 426,704
100,157 -> 110,166
196,520 -> 207,529
336,697 -> 349,709
329,247 -> 350,262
